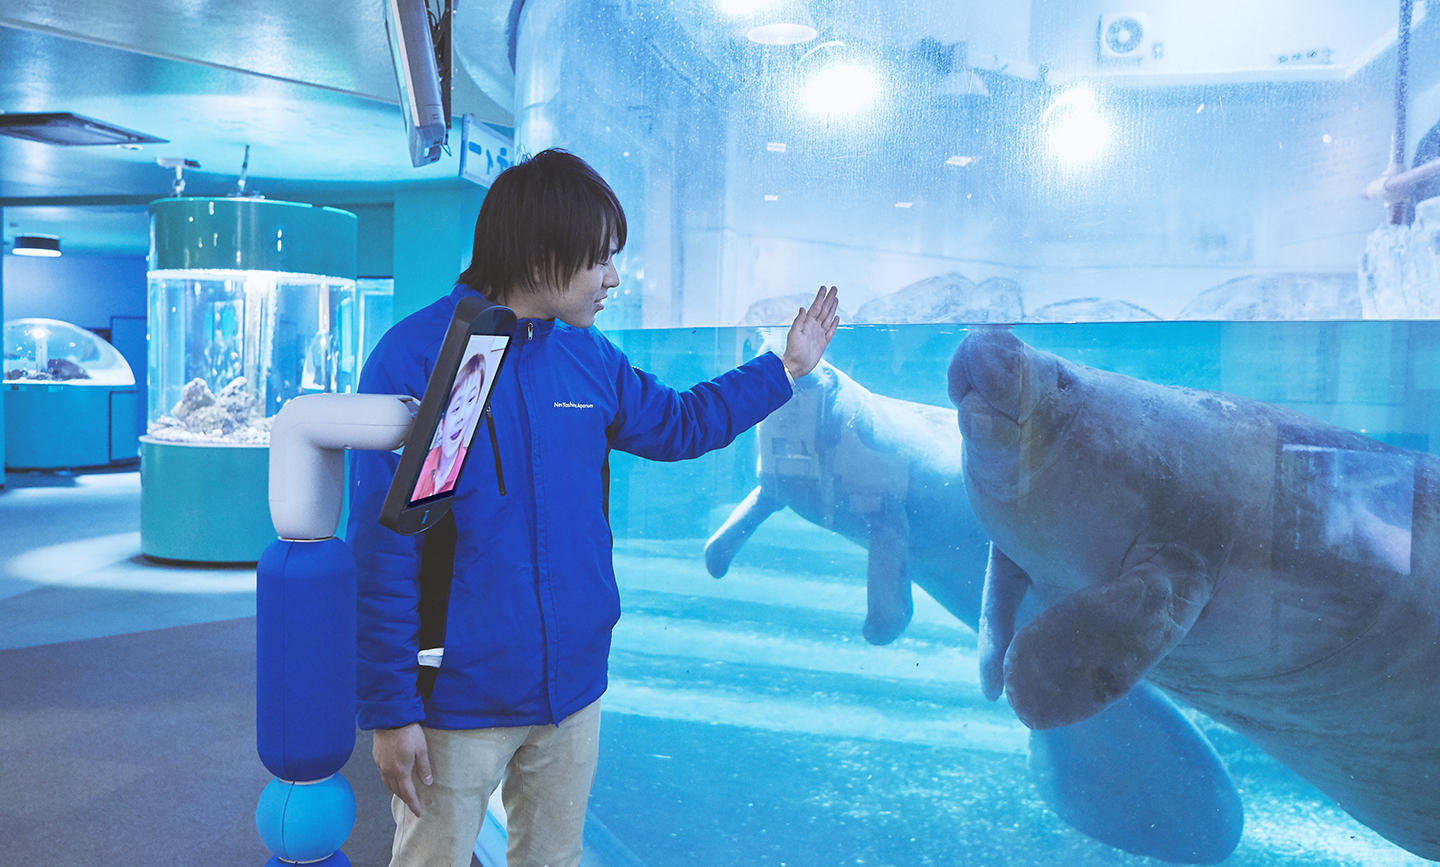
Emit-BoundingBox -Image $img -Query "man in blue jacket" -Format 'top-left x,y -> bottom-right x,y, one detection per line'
348,148 -> 839,867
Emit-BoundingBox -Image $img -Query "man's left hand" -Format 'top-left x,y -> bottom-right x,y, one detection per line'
782,285 -> 841,380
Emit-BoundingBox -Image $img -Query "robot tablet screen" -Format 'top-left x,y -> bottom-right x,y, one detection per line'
379,298 -> 516,535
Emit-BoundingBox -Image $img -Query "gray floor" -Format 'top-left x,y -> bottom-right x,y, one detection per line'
0,468 -> 638,867
0,468 -> 404,867
0,468 -> 256,650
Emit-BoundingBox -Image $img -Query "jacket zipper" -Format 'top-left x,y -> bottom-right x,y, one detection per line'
482,321 -> 532,498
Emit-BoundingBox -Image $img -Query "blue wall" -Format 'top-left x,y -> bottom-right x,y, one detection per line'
2,252 -> 147,332
392,185 -> 489,321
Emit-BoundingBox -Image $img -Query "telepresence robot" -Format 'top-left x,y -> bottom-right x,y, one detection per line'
253,299 -> 514,866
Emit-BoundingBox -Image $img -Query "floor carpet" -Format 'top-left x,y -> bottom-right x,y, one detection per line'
0,616 -> 398,867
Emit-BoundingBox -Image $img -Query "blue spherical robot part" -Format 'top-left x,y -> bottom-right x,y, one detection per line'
255,775 -> 357,863
264,852 -> 352,867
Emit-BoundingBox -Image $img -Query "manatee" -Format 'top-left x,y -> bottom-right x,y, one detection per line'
707,358 -> 1243,863
949,327 -> 1440,861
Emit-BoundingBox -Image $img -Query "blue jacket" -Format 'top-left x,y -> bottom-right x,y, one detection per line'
348,284 -> 793,730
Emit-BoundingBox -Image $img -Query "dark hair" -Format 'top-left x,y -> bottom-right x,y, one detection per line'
458,149 -> 627,305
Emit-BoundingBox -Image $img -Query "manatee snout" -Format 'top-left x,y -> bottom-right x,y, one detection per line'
948,327 -> 1028,421
950,328 -> 1031,463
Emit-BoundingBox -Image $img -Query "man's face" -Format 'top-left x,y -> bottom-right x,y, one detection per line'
546,238 -> 620,329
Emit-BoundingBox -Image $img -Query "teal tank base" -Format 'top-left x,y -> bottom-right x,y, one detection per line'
5,384 -> 140,471
140,437 -> 275,563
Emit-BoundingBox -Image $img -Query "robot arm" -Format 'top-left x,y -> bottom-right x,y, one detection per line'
268,393 -> 419,541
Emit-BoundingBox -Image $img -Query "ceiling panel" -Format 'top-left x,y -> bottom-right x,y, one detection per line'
1,0 -> 397,99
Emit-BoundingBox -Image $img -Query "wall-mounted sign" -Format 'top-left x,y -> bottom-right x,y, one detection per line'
459,114 -> 514,188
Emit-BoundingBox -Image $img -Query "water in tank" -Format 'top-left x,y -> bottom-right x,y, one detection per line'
146,270 -> 356,444
3,318 -> 135,386
500,0 -> 1440,864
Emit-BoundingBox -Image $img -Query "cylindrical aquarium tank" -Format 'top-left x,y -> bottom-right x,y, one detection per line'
3,318 -> 138,471
142,197 -> 357,563
496,1 -> 1440,865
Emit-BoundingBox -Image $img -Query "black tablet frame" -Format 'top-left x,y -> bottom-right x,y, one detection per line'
379,296 -> 516,535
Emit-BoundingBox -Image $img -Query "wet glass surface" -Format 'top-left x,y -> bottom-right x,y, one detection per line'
591,321 -> 1437,866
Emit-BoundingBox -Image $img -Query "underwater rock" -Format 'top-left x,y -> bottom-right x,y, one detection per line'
47,358 -> 90,380
950,328 -> 1440,861
851,273 -> 1023,324
170,377 -> 216,420
1027,297 -> 1160,322
1178,272 -> 1361,320
3,359 -> 92,381
151,377 -> 271,443
707,359 -> 1242,864
215,376 -> 258,419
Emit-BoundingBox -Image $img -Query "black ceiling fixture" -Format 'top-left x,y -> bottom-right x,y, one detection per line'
0,112 -> 168,146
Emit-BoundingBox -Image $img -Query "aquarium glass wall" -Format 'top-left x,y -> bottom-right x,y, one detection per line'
146,270 -> 355,443
507,1 -> 1440,864
588,321 -> 1439,867
515,0 -> 1440,327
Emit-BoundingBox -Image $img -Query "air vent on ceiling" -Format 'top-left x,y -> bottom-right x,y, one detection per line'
1099,13 -> 1149,62
0,112 -> 168,146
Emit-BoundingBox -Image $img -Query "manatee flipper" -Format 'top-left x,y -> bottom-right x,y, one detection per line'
1029,680 -> 1244,864
978,544 -> 1031,700
1004,543 -> 1215,730
862,496 -> 912,645
704,485 -> 782,578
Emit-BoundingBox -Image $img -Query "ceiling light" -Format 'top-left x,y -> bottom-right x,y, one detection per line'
12,234 -> 62,257
945,155 -> 978,167
740,0 -> 816,45
0,112 -> 167,146
766,142 -> 787,152
895,202 -> 913,208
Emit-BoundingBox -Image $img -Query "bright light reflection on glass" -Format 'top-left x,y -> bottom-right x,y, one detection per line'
1046,88 -> 1107,165
718,0 -> 766,13
804,65 -> 877,116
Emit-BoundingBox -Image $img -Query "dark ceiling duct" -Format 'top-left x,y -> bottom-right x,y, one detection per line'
0,112 -> 167,146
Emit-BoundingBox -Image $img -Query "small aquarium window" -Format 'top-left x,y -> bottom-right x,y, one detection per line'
3,318 -> 135,386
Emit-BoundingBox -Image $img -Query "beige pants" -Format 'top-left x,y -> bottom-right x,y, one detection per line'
389,699 -> 602,867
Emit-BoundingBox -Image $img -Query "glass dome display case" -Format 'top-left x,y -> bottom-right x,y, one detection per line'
3,318 -> 138,470
141,197 -> 357,563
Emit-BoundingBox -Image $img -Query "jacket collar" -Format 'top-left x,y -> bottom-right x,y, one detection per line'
452,282 -> 557,337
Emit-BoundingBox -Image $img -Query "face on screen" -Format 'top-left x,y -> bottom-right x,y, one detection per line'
437,355 -> 486,457
409,335 -> 507,504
